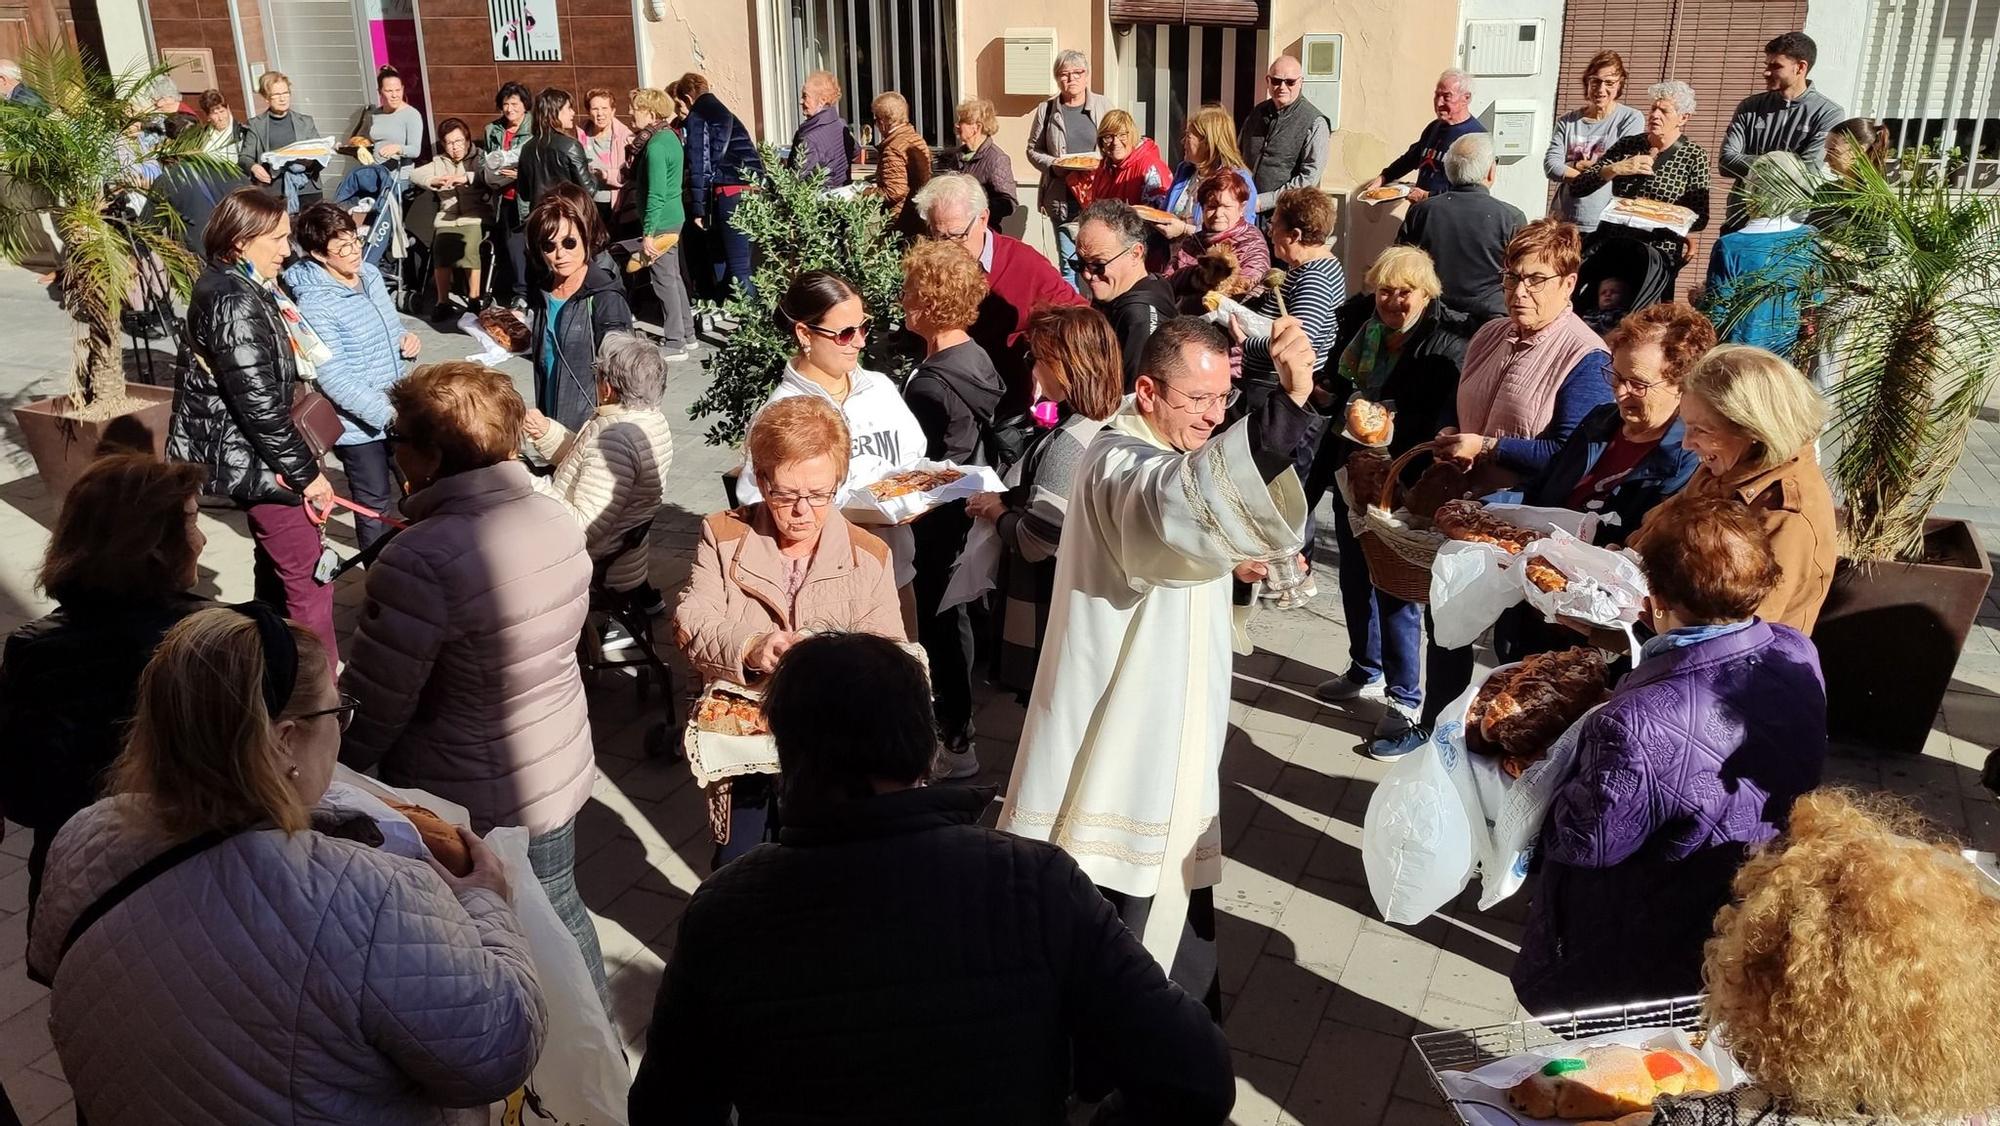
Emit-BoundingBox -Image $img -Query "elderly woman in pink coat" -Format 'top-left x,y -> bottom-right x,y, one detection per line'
337,360 -> 606,1006
675,394 -> 906,864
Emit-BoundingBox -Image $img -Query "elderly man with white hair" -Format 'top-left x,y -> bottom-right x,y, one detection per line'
0,58 -> 43,106
914,171 -> 1086,414
1025,48 -> 1114,287
1394,133 -> 1525,323
1361,68 -> 1487,203
524,330 -> 676,604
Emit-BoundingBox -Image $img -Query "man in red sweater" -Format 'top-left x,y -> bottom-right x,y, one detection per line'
915,173 -> 1086,415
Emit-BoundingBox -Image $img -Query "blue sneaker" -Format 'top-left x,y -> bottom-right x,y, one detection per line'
1366,705 -> 1426,762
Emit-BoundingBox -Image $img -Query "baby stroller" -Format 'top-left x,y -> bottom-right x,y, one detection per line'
1573,230 -> 1676,333
332,163 -> 414,302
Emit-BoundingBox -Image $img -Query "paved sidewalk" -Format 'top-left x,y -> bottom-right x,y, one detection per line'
0,267 -> 1996,1126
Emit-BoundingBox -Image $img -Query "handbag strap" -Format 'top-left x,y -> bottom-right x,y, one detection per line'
54,826 -> 248,970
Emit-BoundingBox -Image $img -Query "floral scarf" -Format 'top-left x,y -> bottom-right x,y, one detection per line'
1336,318 -> 1404,398
241,261 -> 332,380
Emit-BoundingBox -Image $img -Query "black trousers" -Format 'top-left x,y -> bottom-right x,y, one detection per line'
911,502 -> 976,744
494,205 -> 529,303
333,439 -> 398,552
1419,607 -> 1478,729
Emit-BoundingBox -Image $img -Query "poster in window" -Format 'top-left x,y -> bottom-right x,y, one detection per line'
490,0 -> 560,61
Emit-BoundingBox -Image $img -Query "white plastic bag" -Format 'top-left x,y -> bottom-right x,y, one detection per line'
1428,541 -> 1527,649
1521,529 -> 1649,665
1361,736 -> 1475,924
1466,698 -> 1605,909
940,518 -> 1003,612
488,827 -> 631,1126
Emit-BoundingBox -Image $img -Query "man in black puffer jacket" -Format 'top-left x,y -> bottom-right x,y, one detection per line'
629,633 -> 1234,1126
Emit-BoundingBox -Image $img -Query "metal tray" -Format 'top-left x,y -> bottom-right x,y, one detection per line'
1410,995 -> 1707,1125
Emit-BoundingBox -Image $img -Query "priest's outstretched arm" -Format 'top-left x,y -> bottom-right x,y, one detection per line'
1095,319 -> 1321,588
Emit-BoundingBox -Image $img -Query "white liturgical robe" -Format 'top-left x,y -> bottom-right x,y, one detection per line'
997,396 -> 1308,969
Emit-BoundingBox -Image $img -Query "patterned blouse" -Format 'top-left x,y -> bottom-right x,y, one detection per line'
1570,133 -> 1712,232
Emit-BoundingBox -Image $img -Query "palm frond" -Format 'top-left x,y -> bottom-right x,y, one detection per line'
0,41 -> 230,403
1717,158 -> 2000,561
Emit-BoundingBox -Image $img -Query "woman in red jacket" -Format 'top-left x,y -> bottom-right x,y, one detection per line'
1076,109 -> 1169,211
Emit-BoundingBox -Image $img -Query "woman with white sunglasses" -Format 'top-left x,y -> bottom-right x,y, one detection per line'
737,270 -> 928,609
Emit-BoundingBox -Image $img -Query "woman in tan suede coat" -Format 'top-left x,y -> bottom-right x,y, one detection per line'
675,395 -> 906,862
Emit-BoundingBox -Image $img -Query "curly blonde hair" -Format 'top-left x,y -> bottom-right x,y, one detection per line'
1704,788 -> 2000,1119
901,239 -> 988,334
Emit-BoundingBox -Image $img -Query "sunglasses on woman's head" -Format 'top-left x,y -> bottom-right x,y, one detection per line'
540,235 -> 581,253
802,319 -> 871,347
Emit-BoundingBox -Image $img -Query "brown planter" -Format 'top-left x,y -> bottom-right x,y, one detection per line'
12,384 -> 177,502
1811,518 -> 1993,753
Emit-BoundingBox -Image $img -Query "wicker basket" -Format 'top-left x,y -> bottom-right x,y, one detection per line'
1357,445 -> 1448,603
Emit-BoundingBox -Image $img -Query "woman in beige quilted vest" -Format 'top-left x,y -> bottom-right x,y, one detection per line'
29,606 -> 545,1126
523,329 -> 674,608
675,395 -> 906,864
337,361 -> 605,1005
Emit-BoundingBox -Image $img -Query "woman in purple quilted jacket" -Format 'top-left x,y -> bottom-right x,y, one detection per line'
1511,495 -> 1828,1015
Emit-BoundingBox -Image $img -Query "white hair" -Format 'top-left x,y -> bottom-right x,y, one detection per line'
0,60 -> 21,82
1053,49 -> 1089,78
912,172 -> 988,221
1440,68 -> 1474,97
595,331 -> 668,408
1443,133 -> 1495,187
1649,79 -> 1697,116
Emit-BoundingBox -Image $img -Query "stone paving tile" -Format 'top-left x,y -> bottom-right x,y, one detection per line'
1,268 -> 1998,1126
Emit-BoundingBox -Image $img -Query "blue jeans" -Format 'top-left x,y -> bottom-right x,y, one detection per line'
1331,500 -> 1422,710
709,190 -> 755,301
528,817 -> 610,1013
1051,217 -> 1078,288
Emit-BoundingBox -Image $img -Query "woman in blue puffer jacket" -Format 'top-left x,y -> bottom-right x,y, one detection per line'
283,200 -> 420,549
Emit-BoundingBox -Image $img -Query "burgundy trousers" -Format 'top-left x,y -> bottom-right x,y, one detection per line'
245,500 -> 340,671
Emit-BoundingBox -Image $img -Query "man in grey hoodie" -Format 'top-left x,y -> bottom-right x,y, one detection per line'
1720,31 -> 1845,227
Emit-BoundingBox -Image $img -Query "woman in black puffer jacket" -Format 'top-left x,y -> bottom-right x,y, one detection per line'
513,87 -> 593,226
167,187 -> 339,664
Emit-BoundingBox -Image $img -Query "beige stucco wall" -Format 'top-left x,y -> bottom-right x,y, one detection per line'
639,0 -> 762,130
952,0 -> 1458,267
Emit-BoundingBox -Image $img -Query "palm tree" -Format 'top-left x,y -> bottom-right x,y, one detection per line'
1711,157 -> 2000,563
0,44 -> 223,414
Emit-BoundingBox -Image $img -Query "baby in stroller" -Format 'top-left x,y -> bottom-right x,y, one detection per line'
1583,277 -> 1631,334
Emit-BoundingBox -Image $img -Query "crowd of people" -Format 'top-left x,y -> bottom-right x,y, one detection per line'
1,26 -> 1996,1126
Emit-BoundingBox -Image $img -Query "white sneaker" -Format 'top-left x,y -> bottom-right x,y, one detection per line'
661,347 -> 690,362
931,741 -> 980,781
1315,673 -> 1387,703
599,621 -> 639,653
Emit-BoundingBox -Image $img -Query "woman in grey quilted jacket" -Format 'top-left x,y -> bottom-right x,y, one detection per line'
28,606 -> 546,1126
337,361 -> 606,1007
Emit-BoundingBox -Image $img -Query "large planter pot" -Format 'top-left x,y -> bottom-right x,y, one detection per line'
1811,518 -> 1993,753
12,384 -> 177,502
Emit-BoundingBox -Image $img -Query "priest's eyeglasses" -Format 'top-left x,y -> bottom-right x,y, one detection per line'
1156,380 -> 1241,412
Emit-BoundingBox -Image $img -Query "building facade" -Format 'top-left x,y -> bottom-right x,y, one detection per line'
85,0 -> 1990,269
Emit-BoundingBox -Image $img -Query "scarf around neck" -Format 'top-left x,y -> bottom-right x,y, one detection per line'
240,261 -> 333,380
1337,317 -> 1407,399
1455,308 -> 1606,439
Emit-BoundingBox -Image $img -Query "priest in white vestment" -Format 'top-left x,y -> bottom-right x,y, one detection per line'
997,314 -> 1320,1005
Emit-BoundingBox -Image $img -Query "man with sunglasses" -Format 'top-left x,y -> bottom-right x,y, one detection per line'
1237,55 -> 1331,222
998,313 -> 1319,1009
1074,200 -> 1179,389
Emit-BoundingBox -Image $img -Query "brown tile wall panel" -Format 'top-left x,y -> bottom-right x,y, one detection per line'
415,0 -> 637,135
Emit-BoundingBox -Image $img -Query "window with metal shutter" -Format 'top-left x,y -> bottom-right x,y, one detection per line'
1109,0 -> 1262,29
1555,0 -> 1807,285
1118,22 -> 1273,163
